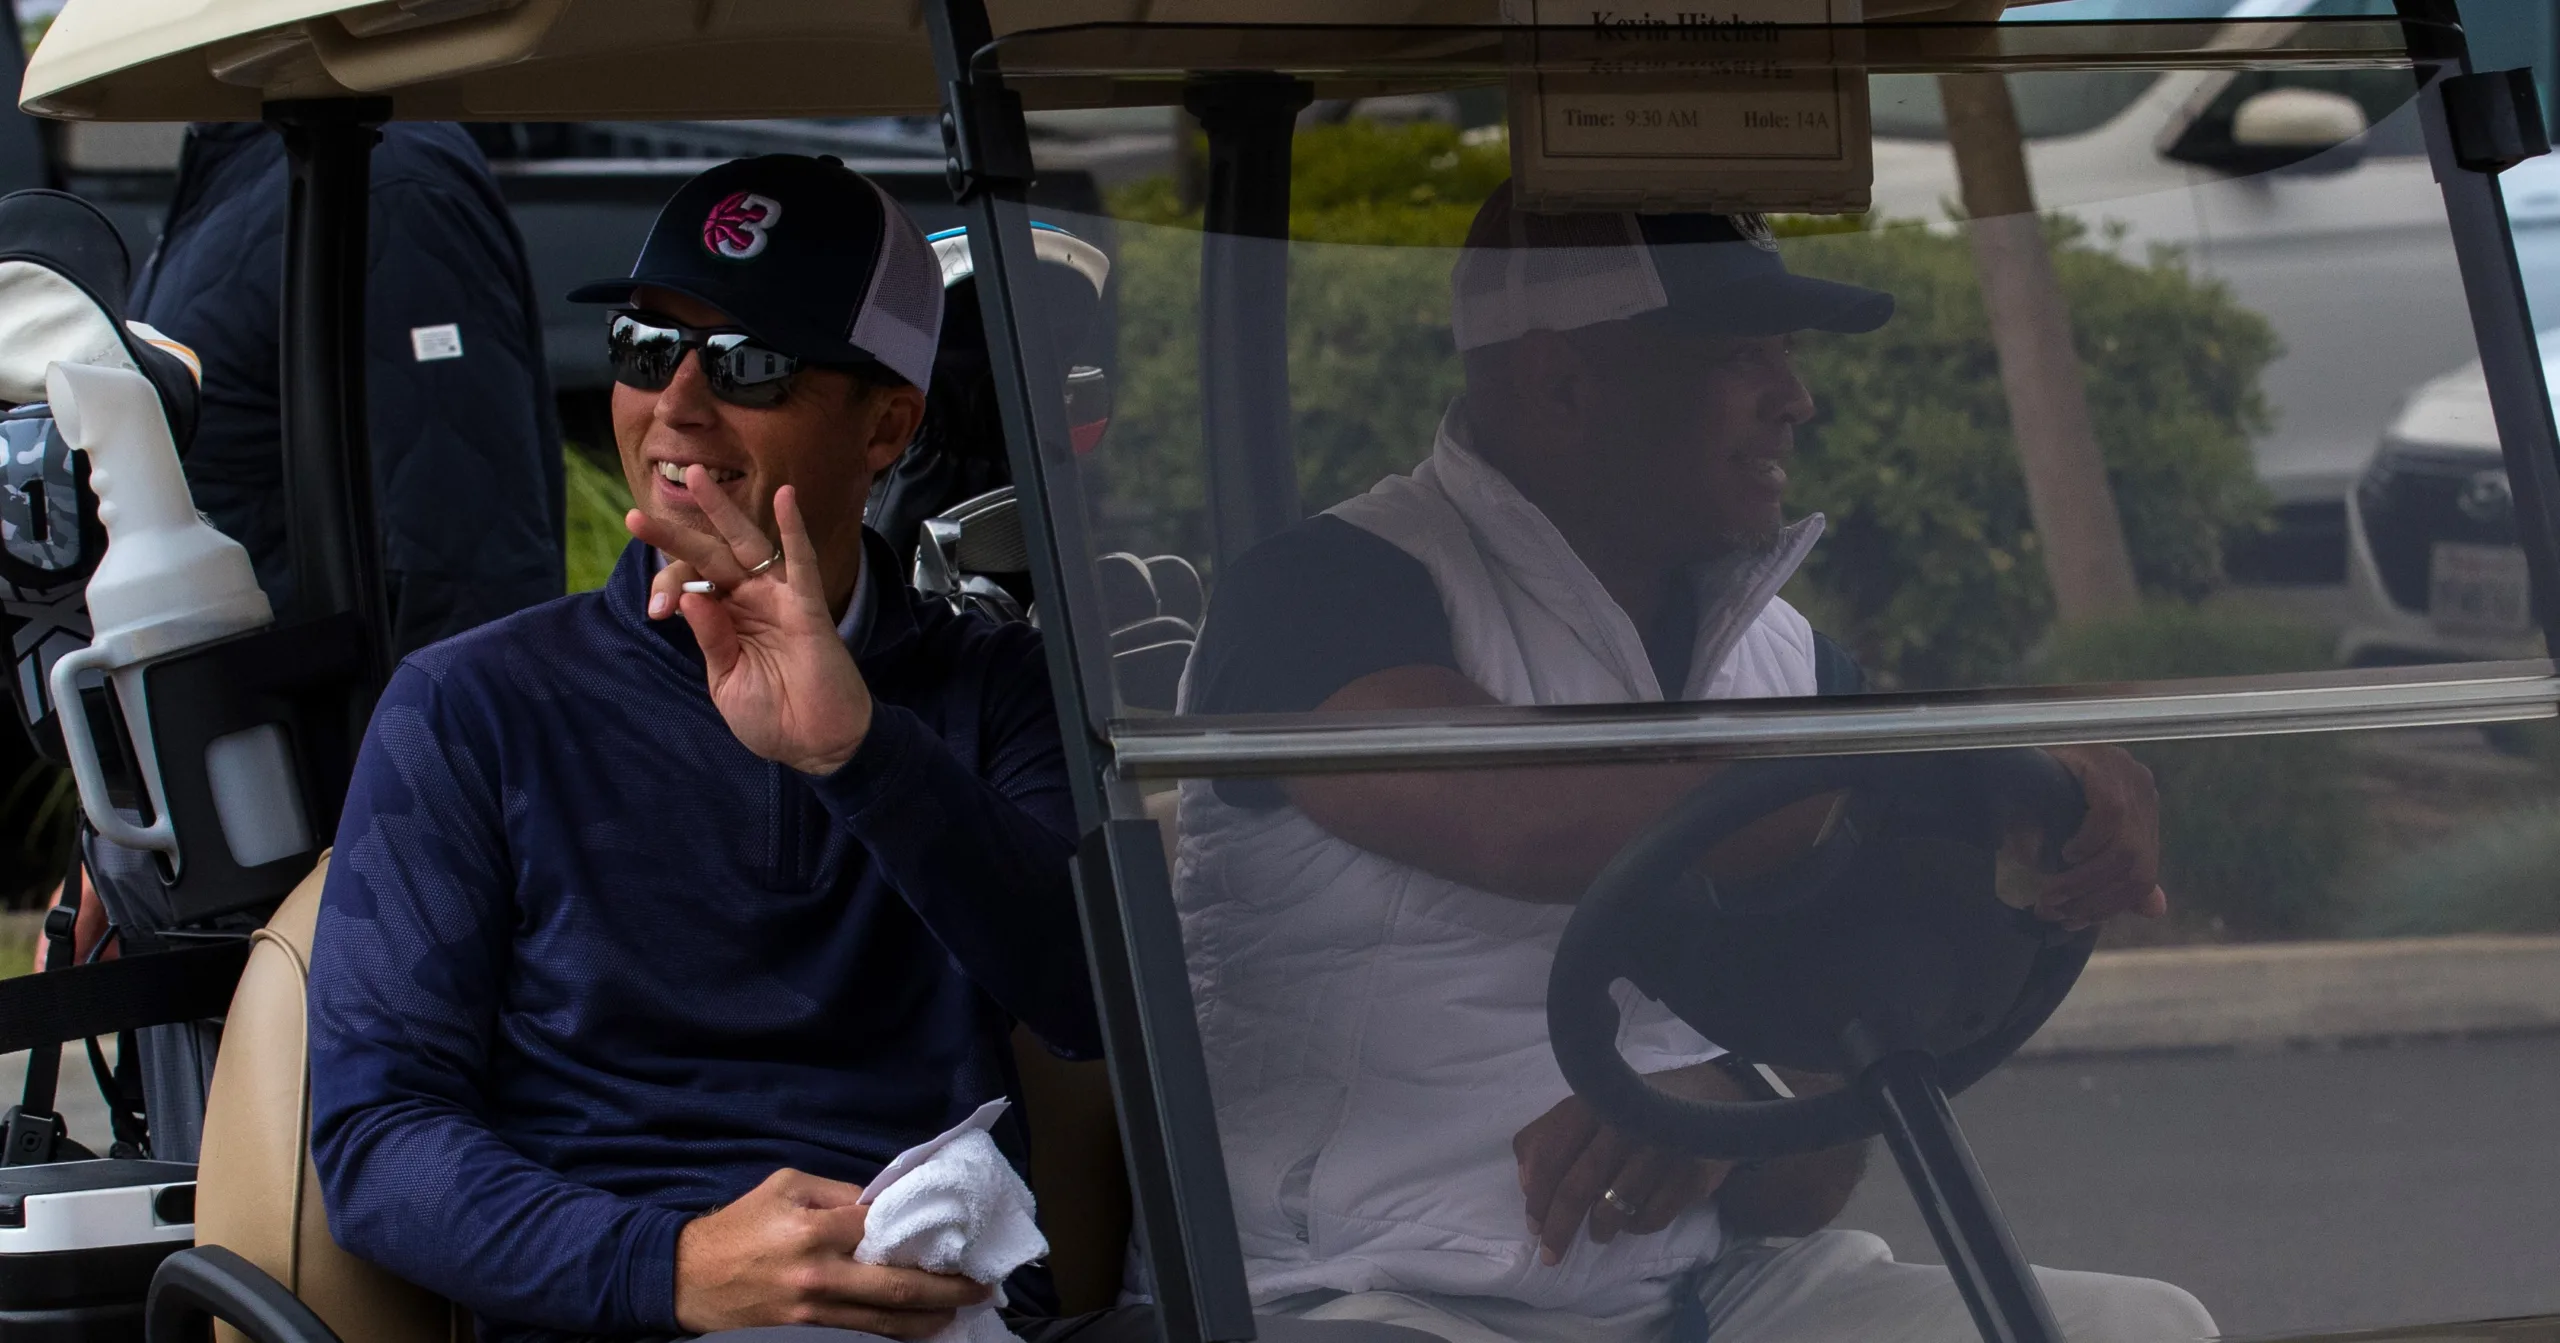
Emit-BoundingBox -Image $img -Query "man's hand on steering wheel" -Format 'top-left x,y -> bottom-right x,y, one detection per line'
1514,1065 -> 1745,1265
2021,746 -> 2167,932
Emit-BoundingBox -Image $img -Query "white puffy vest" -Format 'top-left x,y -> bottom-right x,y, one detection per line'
1173,415 -> 1822,1318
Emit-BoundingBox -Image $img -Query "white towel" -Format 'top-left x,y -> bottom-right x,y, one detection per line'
855,1099 -> 1049,1343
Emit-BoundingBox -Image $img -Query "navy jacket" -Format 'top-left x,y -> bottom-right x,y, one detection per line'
132,122 -> 562,656
307,536 -> 1099,1342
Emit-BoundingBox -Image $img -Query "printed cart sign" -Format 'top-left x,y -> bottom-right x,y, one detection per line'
1502,0 -> 1873,214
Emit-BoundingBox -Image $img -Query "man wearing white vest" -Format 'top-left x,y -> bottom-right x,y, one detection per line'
1170,185 -> 2212,1343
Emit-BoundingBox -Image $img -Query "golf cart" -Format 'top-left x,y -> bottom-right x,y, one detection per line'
4,4 -> 2559,1343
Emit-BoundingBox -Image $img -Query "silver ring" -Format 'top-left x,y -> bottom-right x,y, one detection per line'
743,552 -> 780,578
1601,1188 -> 1637,1216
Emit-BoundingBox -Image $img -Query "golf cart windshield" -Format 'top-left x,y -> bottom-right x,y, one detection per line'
14,3 -> 2560,1342
989,16 -> 2549,729
967,12 -> 2560,1338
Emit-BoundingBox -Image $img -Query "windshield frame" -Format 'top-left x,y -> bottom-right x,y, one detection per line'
974,15 -> 2436,110
1107,659 -> 2560,779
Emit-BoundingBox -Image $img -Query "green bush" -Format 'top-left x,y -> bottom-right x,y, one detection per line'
564,446 -> 635,593
2038,603 -> 2360,939
1092,121 -> 2279,691
2,739 -> 75,910
2346,803 -> 2560,937
1099,122 -> 1507,560
1780,220 -> 2277,689
0,912 -> 37,978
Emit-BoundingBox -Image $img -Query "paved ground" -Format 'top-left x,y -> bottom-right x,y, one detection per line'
1836,1034 -> 2560,1339
13,1034 -> 2559,1339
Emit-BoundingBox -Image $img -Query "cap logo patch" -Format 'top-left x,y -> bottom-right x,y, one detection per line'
704,192 -> 782,261
1731,213 -> 1779,253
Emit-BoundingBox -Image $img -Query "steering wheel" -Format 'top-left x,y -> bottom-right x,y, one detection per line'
1547,750 -> 2099,1164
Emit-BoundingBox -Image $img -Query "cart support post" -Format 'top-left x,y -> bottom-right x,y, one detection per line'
926,7 -> 1263,1341
1073,822 -> 1259,1343
925,0 -> 1118,769
266,98 -> 393,698
1861,1051 -> 2065,1343
0,0 -> 52,194
1187,76 -> 1310,568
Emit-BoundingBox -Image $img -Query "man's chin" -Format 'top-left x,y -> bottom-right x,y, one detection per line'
1704,515 -> 1788,555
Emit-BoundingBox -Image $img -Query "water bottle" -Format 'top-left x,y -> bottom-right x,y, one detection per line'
44,360 -> 309,875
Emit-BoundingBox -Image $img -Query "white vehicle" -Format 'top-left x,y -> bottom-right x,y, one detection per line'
1866,0 -> 2482,583
2336,338 -> 2555,668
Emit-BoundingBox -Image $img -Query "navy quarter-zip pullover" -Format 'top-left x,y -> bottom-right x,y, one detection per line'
308,535 -> 1098,1342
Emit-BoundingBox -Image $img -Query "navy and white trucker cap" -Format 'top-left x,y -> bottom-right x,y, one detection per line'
568,155 -> 944,388
1451,183 -> 1892,350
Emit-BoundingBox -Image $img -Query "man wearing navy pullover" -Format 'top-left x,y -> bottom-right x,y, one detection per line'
307,157 -> 1087,1343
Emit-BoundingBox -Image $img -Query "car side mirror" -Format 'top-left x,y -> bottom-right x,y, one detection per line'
2228,87 -> 2371,173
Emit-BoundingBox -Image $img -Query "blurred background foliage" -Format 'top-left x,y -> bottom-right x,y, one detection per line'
2349,799 -> 2560,938
3,726 -> 76,910
2345,713 -> 2560,940
1779,218 -> 2276,690
1099,120 -> 1505,561
564,444 -> 635,593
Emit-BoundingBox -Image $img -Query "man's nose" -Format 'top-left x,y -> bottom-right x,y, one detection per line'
1762,353 -> 1816,426
653,348 -> 721,427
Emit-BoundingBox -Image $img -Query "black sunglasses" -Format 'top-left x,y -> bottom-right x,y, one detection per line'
607,312 -> 802,408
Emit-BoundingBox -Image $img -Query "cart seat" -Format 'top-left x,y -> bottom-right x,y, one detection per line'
186,856 -> 1135,1342
191,855 -> 461,1343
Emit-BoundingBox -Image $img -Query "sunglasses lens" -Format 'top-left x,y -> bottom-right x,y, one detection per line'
704,334 -> 798,408
608,316 -> 685,391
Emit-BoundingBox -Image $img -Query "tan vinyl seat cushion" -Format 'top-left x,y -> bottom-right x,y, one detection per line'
192,852 -> 1134,1334
194,851 -> 463,1343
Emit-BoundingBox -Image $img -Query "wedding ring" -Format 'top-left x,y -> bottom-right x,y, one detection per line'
1601,1188 -> 1637,1216
744,552 -> 781,578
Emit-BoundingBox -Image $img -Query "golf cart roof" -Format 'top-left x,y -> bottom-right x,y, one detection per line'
20,0 -> 2070,123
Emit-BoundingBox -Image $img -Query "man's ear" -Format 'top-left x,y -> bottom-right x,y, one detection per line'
1506,328 -> 1599,426
862,381 -> 928,477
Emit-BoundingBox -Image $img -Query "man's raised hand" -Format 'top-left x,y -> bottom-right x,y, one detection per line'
626,472 -> 872,776
672,1168 -> 991,1336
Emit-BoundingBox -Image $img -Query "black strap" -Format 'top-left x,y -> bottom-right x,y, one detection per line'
0,1108 -> 91,1165
4,845 -> 88,1163
15,846 -> 82,1113
0,939 -> 250,1058
6,840 -> 236,1164
85,1027 -> 152,1158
